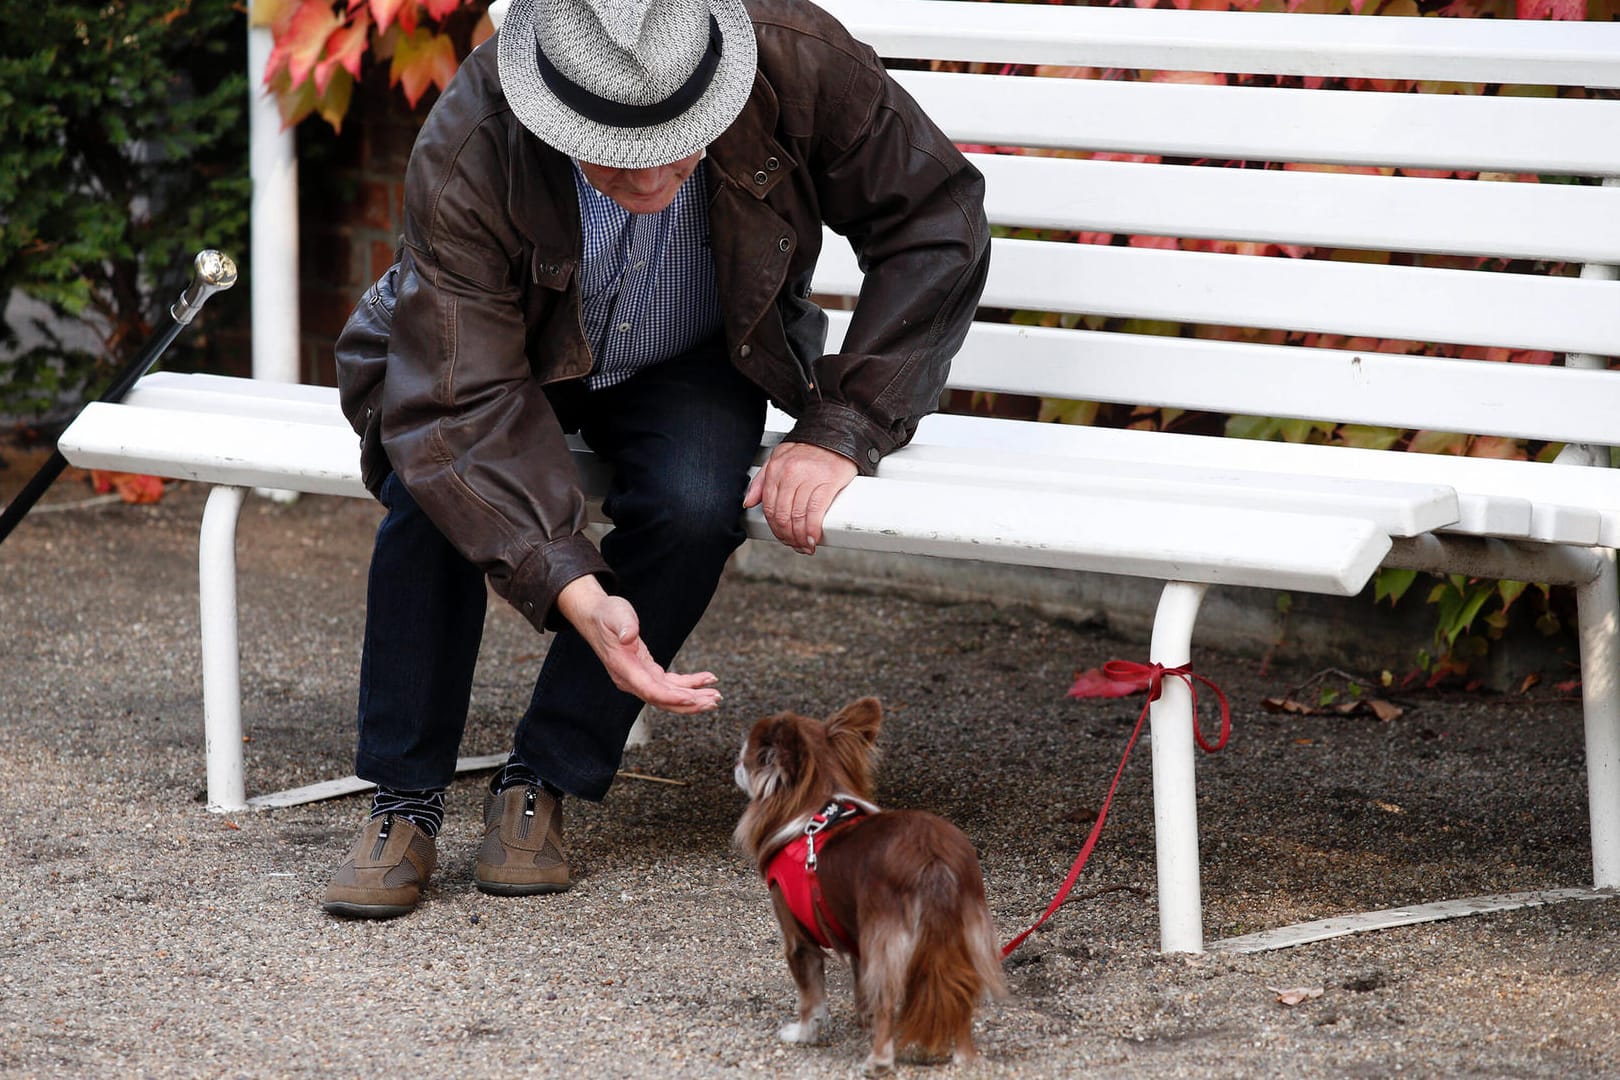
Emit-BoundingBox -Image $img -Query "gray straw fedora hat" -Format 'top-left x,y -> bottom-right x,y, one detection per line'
497,0 -> 757,169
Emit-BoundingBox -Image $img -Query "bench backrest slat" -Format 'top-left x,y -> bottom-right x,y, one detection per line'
897,72 -> 1620,177
975,156 -> 1620,265
822,312 -> 1620,449
819,0 -> 1620,88
814,232 -> 1620,358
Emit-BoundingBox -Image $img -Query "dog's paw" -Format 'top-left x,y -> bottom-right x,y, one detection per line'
777,1007 -> 829,1044
861,1053 -> 895,1077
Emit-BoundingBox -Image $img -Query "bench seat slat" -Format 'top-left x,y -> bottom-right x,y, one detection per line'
123,373 -> 351,424
896,71 -> 1620,176
909,413 -> 1620,547
822,0 -> 1620,89
973,155 -> 1620,265
816,234 -> 1620,357
876,443 -> 1458,539
823,314 -> 1620,450
59,402 -> 370,499
787,474 -> 1391,596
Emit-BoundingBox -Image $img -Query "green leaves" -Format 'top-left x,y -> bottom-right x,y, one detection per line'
1,0 -> 248,421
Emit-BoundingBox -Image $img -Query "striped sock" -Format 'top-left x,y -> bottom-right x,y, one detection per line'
370,787 -> 446,837
491,753 -> 563,799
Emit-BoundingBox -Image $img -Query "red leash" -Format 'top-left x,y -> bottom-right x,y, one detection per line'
1001,660 -> 1231,957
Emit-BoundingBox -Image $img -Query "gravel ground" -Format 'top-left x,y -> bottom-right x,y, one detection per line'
1,476 -> 1616,1078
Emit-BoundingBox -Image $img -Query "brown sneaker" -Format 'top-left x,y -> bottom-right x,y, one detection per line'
473,784 -> 572,896
321,814 -> 437,919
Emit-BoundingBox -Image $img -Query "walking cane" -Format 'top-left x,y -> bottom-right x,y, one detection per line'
0,249 -> 238,547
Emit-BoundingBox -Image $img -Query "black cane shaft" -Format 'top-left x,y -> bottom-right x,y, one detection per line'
0,322 -> 177,546
0,451 -> 70,544
0,250 -> 235,548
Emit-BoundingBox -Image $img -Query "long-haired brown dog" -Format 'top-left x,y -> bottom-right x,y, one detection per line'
733,697 -> 1006,1075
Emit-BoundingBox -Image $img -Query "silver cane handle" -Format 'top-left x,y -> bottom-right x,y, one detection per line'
170,249 -> 239,326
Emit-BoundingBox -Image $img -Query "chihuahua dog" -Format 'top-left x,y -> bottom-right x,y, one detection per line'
733,698 -> 1006,1075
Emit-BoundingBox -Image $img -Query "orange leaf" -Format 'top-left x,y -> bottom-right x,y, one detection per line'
314,11 -> 371,94
390,28 -> 458,108
91,471 -> 165,504
420,0 -> 466,19
265,0 -> 344,87
369,0 -> 414,34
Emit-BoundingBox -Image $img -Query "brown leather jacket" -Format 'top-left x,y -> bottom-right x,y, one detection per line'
335,0 -> 989,634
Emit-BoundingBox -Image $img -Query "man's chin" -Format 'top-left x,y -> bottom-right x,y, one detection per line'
616,193 -> 679,214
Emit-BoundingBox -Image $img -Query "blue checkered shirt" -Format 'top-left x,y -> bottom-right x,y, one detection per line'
573,160 -> 722,391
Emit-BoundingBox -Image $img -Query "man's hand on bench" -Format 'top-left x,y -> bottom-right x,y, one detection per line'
743,441 -> 859,555
557,576 -> 722,714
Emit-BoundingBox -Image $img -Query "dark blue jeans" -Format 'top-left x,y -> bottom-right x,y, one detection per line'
354,339 -> 766,800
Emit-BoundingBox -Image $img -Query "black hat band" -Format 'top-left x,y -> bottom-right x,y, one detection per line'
535,13 -> 722,131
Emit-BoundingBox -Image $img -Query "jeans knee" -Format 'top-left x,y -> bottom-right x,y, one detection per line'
616,485 -> 745,559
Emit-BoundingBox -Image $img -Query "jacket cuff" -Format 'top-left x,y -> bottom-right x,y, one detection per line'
508,534 -> 614,633
782,400 -> 896,476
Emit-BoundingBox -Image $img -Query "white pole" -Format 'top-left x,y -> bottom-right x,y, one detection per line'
200,485 -> 249,812
246,16 -> 301,386
1150,580 -> 1210,953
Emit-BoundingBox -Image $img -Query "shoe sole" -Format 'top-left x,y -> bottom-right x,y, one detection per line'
321,900 -> 417,919
472,878 -> 572,897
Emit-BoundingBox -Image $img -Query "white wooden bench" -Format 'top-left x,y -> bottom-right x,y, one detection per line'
56,1 -> 1620,954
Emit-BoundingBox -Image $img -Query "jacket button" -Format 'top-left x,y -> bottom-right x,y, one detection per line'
521,600 -> 535,615
866,449 -> 881,465
738,344 -> 752,358
753,170 -> 768,185
777,237 -> 791,252
766,156 -> 780,171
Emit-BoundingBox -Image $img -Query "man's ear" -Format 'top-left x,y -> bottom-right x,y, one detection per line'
826,696 -> 881,746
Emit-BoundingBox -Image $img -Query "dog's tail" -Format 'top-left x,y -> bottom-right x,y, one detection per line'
893,862 -> 1008,1058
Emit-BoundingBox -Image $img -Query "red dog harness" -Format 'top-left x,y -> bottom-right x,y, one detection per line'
766,800 -> 869,954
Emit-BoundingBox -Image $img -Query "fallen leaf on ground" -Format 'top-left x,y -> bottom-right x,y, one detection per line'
1068,666 -> 1152,699
91,470 -> 165,504
1268,986 -> 1324,1006
1261,696 -> 1403,721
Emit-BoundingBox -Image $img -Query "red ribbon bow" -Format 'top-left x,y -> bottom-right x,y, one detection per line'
1001,661 -> 1230,957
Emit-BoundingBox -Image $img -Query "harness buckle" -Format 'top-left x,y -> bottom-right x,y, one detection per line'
802,800 -> 844,871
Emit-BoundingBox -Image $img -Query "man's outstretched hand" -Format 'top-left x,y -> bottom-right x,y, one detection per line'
743,441 -> 859,555
556,576 -> 720,714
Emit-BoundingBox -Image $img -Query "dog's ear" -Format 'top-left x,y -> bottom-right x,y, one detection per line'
746,713 -> 810,798
826,696 -> 881,746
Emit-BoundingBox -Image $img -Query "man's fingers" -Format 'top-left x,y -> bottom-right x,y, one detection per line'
666,669 -> 720,689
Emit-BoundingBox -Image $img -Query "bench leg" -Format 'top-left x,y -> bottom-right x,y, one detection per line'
1149,580 -> 1210,953
1577,548 -> 1620,889
199,484 -> 248,813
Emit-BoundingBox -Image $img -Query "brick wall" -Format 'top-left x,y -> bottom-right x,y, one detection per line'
294,74 -> 431,386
